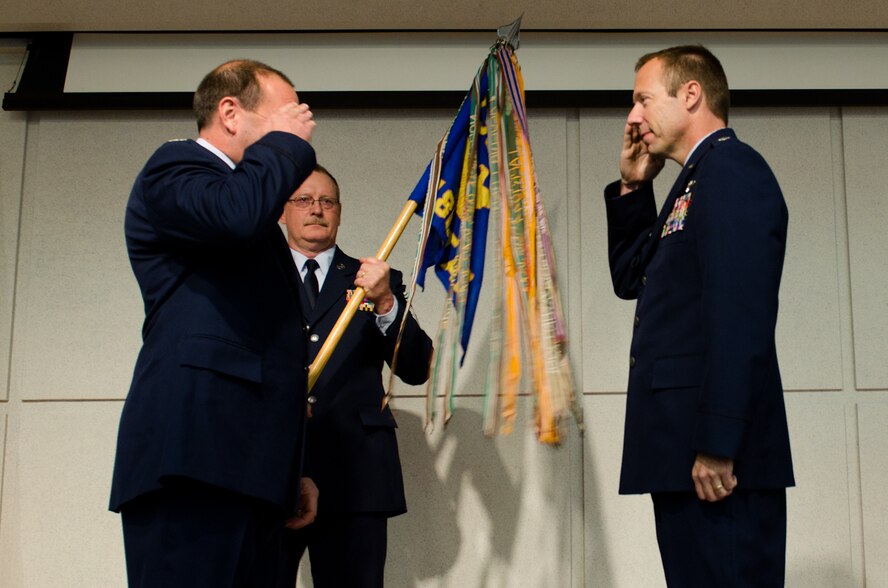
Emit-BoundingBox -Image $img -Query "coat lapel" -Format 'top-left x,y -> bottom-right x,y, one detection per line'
309,247 -> 358,325
642,128 -> 734,262
270,229 -> 306,311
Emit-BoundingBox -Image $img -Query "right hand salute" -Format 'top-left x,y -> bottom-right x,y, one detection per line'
269,102 -> 316,143
619,122 -> 665,195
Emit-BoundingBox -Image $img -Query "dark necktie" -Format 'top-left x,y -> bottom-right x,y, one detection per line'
303,258 -> 320,309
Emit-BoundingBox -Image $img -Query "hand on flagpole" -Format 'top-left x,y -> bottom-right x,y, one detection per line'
356,257 -> 395,315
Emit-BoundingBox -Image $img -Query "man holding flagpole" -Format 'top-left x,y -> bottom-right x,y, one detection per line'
276,165 -> 433,588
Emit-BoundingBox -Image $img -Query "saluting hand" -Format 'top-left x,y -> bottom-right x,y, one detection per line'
268,102 -> 316,143
619,122 -> 665,194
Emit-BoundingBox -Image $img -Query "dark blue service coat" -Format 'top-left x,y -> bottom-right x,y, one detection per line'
605,128 -> 795,494
110,132 -> 316,514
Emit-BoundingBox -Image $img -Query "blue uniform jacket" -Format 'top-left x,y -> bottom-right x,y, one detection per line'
299,247 -> 433,516
110,132 -> 316,513
605,128 -> 795,494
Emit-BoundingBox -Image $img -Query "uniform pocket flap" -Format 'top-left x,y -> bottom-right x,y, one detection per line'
651,355 -> 703,389
359,406 -> 398,428
179,335 -> 263,383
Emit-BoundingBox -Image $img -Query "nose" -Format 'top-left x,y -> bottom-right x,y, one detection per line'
627,102 -> 644,125
308,199 -> 324,213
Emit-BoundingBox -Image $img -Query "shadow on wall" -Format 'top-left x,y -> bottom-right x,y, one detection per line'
389,407 -> 523,586
786,561 -> 855,587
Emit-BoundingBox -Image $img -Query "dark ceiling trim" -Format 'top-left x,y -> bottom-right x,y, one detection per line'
12,32 -> 73,94
4,89 -> 888,111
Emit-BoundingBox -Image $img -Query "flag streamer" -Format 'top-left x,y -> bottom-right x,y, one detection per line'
400,26 -> 583,444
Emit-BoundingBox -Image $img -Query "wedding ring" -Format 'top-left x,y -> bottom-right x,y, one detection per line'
714,483 -> 724,490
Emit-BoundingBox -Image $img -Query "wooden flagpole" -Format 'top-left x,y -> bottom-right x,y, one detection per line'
309,15 -> 521,392
307,199 -> 418,391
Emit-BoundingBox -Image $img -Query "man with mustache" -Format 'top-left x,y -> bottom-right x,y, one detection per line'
603,45 -> 795,586
276,165 -> 433,588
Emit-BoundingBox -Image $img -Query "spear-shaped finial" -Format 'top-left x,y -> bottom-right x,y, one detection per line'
496,15 -> 523,51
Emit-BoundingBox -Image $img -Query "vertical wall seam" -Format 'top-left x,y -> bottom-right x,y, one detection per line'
0,104 -> 29,568
565,107 -> 585,588
3,112 -> 30,403
831,106 -> 866,587
832,107 -> 857,393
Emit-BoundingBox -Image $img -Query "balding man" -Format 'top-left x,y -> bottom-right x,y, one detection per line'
110,59 -> 319,587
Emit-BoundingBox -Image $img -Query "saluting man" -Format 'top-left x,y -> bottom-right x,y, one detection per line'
603,45 -> 794,586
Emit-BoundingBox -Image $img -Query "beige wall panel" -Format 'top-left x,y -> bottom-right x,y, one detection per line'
4,0 -> 888,32
296,396 -> 577,587
578,110 -> 678,393
580,394 -> 857,587
579,109 -> 841,393
582,394 -> 665,587
730,109 -> 842,391
0,51 -> 27,402
9,112 -> 193,400
309,110 -> 571,400
843,110 -> 888,390
0,412 -> 6,498
858,400 -> 888,585
784,394 -> 854,586
0,402 -> 125,586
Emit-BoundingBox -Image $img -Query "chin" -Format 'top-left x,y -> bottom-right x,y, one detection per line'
645,142 -> 664,156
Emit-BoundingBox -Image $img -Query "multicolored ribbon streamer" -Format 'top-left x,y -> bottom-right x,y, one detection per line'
401,34 -> 583,444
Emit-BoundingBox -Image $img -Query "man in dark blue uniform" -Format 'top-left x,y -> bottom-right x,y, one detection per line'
110,59 -> 320,587
604,46 -> 795,586
275,166 -> 433,588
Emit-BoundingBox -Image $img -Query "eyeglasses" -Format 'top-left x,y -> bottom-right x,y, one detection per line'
287,196 -> 340,210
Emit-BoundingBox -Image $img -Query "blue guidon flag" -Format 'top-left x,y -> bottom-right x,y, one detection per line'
394,19 -> 583,444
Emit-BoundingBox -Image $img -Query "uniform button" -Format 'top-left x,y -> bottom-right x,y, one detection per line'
647,232 -> 652,239
307,395 -> 317,404
310,333 -> 320,343
629,356 -> 636,368
303,324 -> 310,333
641,276 -> 647,287
634,315 -> 640,327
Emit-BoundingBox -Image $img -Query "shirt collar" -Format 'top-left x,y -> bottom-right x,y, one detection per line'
289,246 -> 336,285
683,128 -> 724,167
196,137 -> 236,170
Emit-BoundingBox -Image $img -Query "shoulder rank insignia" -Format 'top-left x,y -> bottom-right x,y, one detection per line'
346,289 -> 375,312
661,180 -> 695,238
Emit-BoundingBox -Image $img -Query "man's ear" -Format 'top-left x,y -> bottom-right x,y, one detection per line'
218,97 -> 239,135
682,80 -> 703,112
